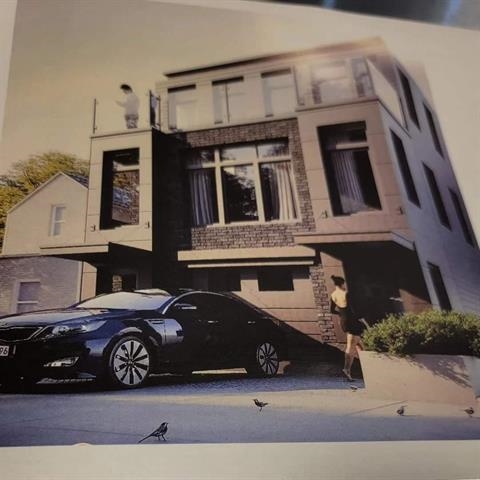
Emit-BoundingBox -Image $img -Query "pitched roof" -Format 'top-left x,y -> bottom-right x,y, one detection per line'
6,171 -> 88,215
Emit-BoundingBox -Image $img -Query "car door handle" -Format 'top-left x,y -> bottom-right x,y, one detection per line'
247,320 -> 256,325
207,320 -> 219,325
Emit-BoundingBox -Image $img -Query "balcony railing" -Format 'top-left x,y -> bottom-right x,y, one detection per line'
92,90 -> 160,135
93,58 -> 405,135
295,57 -> 404,126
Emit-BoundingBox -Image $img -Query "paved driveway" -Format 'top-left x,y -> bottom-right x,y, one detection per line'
0,371 -> 479,446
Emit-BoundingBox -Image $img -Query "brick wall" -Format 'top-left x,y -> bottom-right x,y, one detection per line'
309,263 -> 336,343
0,256 -> 80,316
159,119 -> 337,344
183,119 -> 315,250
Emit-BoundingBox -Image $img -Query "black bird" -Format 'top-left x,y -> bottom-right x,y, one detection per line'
464,407 -> 474,417
396,405 -> 406,416
253,398 -> 268,412
350,385 -> 358,392
138,422 -> 168,443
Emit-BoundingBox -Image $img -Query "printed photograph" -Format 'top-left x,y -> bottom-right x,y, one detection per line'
0,0 -> 479,449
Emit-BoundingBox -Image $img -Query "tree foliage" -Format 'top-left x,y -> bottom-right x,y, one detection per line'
0,151 -> 88,248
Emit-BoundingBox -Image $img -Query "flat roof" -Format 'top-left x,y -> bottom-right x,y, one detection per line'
164,37 -> 386,78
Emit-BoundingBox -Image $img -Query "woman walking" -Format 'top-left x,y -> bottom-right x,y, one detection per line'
330,275 -> 364,381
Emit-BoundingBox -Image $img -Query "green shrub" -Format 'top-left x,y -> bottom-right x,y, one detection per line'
362,310 -> 480,357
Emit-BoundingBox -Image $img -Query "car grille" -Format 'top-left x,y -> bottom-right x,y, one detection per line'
0,327 -> 42,342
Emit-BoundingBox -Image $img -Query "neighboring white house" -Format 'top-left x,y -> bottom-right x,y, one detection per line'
0,173 -> 88,316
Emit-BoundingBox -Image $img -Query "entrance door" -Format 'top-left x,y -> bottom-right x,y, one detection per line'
344,257 -> 404,324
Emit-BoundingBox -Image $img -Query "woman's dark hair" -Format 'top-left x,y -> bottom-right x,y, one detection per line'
331,275 -> 345,287
120,84 -> 132,91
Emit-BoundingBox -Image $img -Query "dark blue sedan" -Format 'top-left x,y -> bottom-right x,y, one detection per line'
0,289 -> 287,390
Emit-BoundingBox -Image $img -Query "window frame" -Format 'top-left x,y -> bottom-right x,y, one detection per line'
212,77 -> 245,124
427,262 -> 452,311
423,164 -> 451,229
424,103 -> 443,157
49,204 -> 66,236
13,280 -> 41,314
449,188 -> 476,247
257,266 -> 294,292
390,130 -> 421,207
318,122 -> 382,216
398,69 -> 420,128
100,148 -> 140,230
185,139 -> 300,226
261,68 -> 298,117
168,84 -> 197,130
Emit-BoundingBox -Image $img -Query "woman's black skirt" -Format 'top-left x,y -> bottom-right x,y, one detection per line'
337,307 -> 363,335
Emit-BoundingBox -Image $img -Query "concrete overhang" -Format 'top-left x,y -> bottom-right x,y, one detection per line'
178,246 -> 316,268
293,231 -> 415,251
39,242 -> 151,264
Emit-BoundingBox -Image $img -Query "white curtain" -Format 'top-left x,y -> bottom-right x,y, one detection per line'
263,162 -> 298,220
331,150 -> 366,214
189,170 -> 215,226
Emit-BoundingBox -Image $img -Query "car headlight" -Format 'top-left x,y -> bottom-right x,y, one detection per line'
43,320 -> 106,339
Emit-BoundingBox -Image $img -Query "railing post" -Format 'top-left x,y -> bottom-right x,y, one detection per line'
149,90 -> 160,128
92,98 -> 98,134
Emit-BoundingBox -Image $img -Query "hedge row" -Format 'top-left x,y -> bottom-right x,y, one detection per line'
362,310 -> 480,357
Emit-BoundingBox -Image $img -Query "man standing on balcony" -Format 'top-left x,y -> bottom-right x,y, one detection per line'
116,84 -> 139,129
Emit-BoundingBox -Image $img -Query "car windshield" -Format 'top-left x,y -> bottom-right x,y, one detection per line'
74,292 -> 173,310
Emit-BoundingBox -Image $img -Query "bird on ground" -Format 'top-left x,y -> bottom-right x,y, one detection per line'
350,385 -> 358,392
253,398 -> 268,412
138,422 -> 168,443
464,407 -> 474,417
396,405 -> 406,416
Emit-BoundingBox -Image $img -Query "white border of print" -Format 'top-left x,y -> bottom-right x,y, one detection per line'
0,1 -> 479,478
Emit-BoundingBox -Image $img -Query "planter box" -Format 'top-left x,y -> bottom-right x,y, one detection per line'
359,351 -> 480,405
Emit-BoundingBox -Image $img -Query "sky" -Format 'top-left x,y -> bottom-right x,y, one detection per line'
0,0 -> 479,236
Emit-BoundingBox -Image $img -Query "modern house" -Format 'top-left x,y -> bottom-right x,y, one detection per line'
0,173 -> 88,316
36,37 -> 480,345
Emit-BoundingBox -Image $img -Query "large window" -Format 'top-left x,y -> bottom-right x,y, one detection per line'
15,281 -> 40,313
262,69 -> 297,116
213,78 -> 245,124
100,149 -> 139,229
449,189 -> 476,246
50,205 -> 66,236
168,85 -> 197,130
398,70 -> 419,128
423,164 -> 451,229
318,122 -> 381,216
424,104 -> 443,156
390,131 -> 420,206
186,139 -> 299,226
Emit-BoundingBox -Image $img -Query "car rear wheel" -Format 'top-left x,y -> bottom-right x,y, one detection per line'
246,341 -> 279,377
107,336 -> 151,389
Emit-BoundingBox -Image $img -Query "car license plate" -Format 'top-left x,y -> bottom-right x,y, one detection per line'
0,345 -> 10,356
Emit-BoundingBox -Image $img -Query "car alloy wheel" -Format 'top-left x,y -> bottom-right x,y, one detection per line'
247,341 -> 279,377
108,336 -> 151,388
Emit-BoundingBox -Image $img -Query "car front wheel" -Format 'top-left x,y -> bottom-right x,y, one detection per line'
107,336 -> 151,389
246,341 -> 280,377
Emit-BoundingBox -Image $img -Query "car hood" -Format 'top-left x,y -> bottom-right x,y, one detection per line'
0,308 -> 126,327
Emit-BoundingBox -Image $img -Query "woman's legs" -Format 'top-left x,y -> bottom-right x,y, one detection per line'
344,334 -> 363,380
343,333 -> 354,380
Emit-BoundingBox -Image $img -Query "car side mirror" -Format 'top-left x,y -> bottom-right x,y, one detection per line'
173,303 -> 197,311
